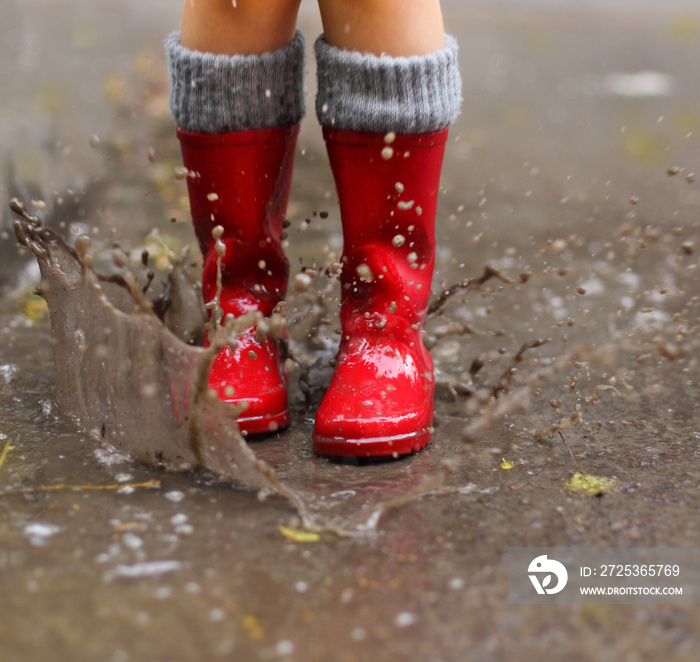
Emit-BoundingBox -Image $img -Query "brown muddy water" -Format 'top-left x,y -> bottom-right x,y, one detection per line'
2,2 -> 700,661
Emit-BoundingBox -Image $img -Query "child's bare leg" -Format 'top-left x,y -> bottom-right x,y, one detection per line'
318,0 -> 445,56
181,0 -> 302,55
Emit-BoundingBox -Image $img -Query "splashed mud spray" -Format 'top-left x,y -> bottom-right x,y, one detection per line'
10,198 -> 334,532
10,198 -> 478,535
9,173 -> 700,534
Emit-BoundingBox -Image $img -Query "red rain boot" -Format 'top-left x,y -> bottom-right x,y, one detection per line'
177,124 -> 299,435
313,128 -> 448,457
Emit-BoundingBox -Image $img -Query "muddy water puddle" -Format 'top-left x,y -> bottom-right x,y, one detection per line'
2,6 -> 700,661
3,129 -> 700,657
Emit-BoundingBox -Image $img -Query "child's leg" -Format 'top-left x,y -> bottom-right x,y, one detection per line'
312,1 -> 462,457
318,0 -> 445,56
181,0 -> 301,56
167,2 -> 305,435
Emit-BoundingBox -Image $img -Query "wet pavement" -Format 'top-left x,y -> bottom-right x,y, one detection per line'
2,1 -> 700,660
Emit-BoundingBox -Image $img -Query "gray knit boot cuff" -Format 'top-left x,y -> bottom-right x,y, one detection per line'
166,30 -> 306,133
315,35 -> 462,134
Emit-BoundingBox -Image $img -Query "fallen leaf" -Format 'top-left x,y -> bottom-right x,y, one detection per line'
0,439 -> 11,471
24,296 -> 48,323
242,615 -> 265,640
278,525 -> 320,543
563,472 -> 618,496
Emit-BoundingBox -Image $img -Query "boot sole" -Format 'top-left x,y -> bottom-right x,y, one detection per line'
312,428 -> 431,459
237,409 -> 290,436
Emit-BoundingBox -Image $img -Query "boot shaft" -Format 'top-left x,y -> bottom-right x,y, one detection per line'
178,126 -> 298,247
323,128 -> 448,337
177,125 -> 299,317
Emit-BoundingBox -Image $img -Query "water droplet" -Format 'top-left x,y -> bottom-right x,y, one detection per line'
548,238 -> 567,254
209,608 -> 226,622
449,577 -> 465,590
140,383 -> 157,398
75,235 -> 92,257
394,612 -> 417,628
293,273 -> 312,293
356,263 -> 374,282
275,639 -> 295,656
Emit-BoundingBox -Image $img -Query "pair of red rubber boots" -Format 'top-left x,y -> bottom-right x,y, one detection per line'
178,123 -> 447,458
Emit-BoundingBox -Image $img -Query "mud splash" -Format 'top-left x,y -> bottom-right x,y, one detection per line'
11,194 -> 482,536
10,170 -> 700,535
10,199 -> 331,528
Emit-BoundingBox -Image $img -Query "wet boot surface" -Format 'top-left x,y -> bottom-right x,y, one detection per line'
1,1 -> 700,660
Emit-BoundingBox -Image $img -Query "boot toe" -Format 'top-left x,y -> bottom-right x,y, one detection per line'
313,339 -> 434,457
221,388 -> 290,436
313,397 -> 433,457
208,337 -> 289,435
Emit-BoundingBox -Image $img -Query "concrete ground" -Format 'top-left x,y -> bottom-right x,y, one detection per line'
1,1 -> 700,660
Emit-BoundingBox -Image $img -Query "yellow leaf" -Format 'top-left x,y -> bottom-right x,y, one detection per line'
103,72 -> 127,103
71,21 -> 98,50
36,84 -> 66,114
242,615 -> 265,641
500,458 -> 515,470
24,296 -> 48,323
0,439 -> 11,471
622,131 -> 666,167
564,472 -> 618,497
278,525 -> 320,543
669,14 -> 700,43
